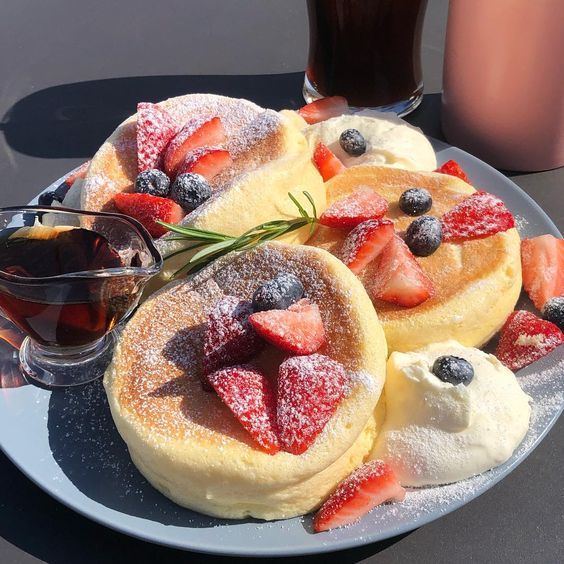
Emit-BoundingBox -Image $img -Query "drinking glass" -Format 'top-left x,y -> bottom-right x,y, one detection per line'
304,0 -> 428,116
0,206 -> 162,387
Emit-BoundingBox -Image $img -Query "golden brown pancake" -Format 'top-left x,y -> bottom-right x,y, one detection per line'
104,242 -> 387,519
307,166 -> 522,352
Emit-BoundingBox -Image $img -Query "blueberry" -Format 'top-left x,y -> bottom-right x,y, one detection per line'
339,129 -> 367,156
38,191 -> 56,206
432,355 -> 474,386
404,216 -> 442,257
543,297 -> 564,331
399,188 -> 432,216
170,173 -> 212,212
53,180 -> 72,203
135,169 -> 170,197
252,272 -> 304,312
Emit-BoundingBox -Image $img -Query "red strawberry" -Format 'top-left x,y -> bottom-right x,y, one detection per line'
208,365 -> 280,454
176,147 -> 233,181
313,143 -> 346,182
113,193 -> 184,238
298,96 -> 349,125
319,186 -> 389,229
136,102 -> 178,172
372,235 -> 434,307
313,459 -> 406,532
249,298 -> 326,355
64,160 -> 91,187
203,297 -> 264,383
496,310 -> 563,371
277,354 -> 348,455
434,159 -> 470,183
441,191 -> 515,242
340,219 -> 395,274
521,235 -> 564,311
163,116 -> 227,177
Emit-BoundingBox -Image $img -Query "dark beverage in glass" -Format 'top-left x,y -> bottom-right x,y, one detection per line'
305,0 -> 428,116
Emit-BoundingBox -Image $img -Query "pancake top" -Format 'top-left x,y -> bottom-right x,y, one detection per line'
81,94 -> 287,215
105,243 -> 386,483
307,166 -> 521,323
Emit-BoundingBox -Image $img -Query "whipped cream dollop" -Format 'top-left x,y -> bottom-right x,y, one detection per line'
303,112 -> 437,171
371,341 -> 531,486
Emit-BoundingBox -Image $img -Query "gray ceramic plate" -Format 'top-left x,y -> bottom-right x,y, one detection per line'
0,143 -> 562,557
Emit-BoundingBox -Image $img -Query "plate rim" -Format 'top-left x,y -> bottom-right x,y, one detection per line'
2,140 -> 562,557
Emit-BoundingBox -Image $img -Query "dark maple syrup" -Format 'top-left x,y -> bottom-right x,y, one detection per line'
0,226 -> 136,347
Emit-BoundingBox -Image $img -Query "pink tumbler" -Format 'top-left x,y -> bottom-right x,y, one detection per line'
441,0 -> 564,171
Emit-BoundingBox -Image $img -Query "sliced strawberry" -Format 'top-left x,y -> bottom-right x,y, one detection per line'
176,147 -> 233,181
202,297 -> 264,385
136,102 -> 178,172
521,235 -> 564,311
298,96 -> 349,125
49,160 -> 91,204
319,186 -> 389,229
496,310 -> 563,371
441,191 -> 515,242
313,459 -> 406,532
249,298 -> 326,355
372,235 -> 434,307
277,354 -> 348,455
340,219 -> 395,274
64,160 -> 91,187
113,193 -> 184,238
313,143 -> 346,182
434,159 -> 470,183
208,365 -> 280,454
163,117 -> 227,177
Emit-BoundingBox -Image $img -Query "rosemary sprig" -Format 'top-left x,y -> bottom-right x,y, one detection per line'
157,191 -> 319,279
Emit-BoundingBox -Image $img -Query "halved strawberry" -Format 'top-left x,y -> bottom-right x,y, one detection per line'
202,297 -> 264,384
319,186 -> 389,229
313,459 -> 406,532
249,298 -> 326,355
372,235 -> 434,307
313,143 -> 346,182
298,96 -> 349,125
496,310 -> 563,371
434,159 -> 470,183
113,193 -> 184,238
208,365 -> 280,454
340,219 -> 395,274
64,160 -> 91,187
176,147 -> 233,181
277,354 -> 348,455
441,191 -> 515,242
136,102 -> 178,172
163,117 -> 227,177
521,235 -> 564,311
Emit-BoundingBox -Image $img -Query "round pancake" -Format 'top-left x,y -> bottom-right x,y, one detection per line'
104,242 -> 387,520
72,94 -> 325,287
307,166 -> 522,352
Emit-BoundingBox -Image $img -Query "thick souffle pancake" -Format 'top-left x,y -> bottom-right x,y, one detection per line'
104,242 -> 387,520
73,93 -> 325,284
307,166 -> 522,352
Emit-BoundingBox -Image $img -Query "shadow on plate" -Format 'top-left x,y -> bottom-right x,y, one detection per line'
46,378 -> 244,528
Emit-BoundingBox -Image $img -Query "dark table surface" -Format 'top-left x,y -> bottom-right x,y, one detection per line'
0,1 -> 563,562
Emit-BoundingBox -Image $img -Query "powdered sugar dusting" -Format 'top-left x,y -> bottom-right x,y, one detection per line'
112,243 -> 381,452
330,349 -> 564,535
277,354 -> 348,454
